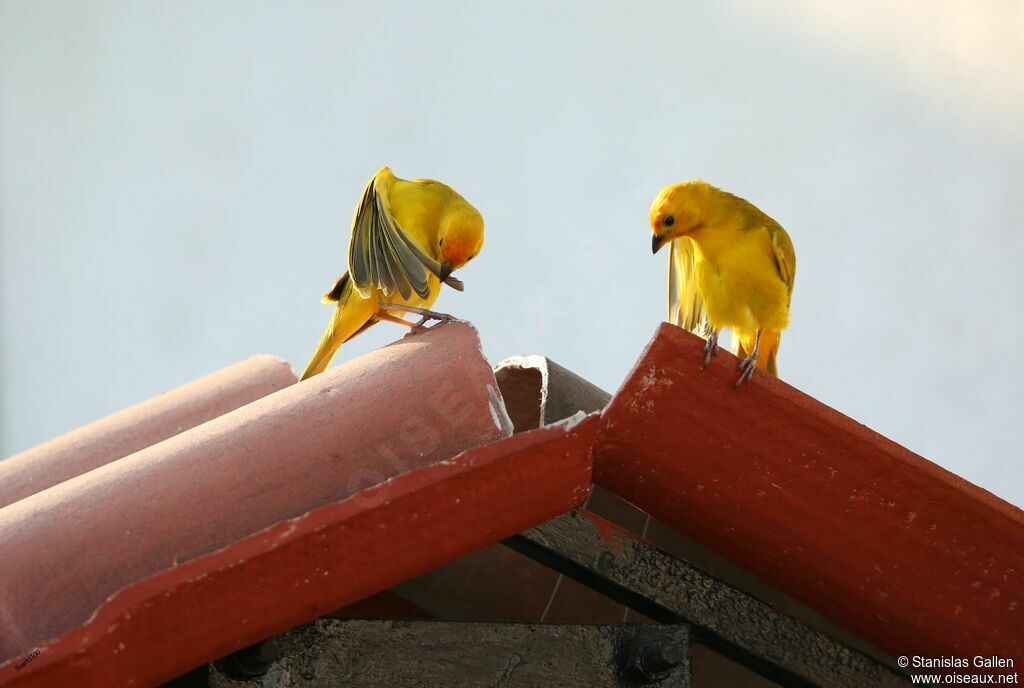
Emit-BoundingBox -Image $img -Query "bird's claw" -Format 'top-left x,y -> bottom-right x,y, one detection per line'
409,310 -> 454,335
701,330 -> 720,370
383,303 -> 457,336
734,353 -> 758,388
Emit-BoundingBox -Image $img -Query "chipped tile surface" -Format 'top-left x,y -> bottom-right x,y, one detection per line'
594,323 -> 1024,663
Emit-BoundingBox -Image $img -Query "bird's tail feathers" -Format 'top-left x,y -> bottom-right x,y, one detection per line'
322,273 -> 349,304
300,277 -> 377,381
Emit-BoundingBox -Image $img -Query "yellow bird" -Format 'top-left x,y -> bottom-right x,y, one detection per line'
650,181 -> 796,387
300,166 -> 484,380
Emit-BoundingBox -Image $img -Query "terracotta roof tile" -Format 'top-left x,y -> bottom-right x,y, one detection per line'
0,323 -> 509,672
0,414 -> 595,687
0,355 -> 296,509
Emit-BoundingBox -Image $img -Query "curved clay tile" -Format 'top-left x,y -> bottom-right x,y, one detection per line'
1,375 -> 594,688
0,323 -> 509,667
0,355 -> 297,509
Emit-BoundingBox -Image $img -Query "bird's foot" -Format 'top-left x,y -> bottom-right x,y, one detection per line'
384,304 -> 456,335
734,353 -> 758,388
409,311 -> 454,335
702,329 -> 720,369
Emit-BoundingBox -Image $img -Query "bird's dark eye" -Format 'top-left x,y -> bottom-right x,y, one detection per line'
664,216 -> 675,227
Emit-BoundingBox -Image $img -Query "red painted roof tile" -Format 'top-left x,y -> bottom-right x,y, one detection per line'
593,323 -> 1024,664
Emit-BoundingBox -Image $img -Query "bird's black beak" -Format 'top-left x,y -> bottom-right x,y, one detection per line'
652,234 -> 668,254
438,261 -> 464,290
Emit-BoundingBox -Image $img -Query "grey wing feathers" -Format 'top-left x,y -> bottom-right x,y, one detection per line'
347,176 -> 441,300
668,238 -> 706,333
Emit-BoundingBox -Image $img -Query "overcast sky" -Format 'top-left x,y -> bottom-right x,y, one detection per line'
2,1 -> 1022,506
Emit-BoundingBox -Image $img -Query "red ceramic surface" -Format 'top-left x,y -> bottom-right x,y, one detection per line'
594,324 -> 1023,664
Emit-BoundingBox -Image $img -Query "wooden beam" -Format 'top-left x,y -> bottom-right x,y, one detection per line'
506,510 -> 909,688
208,619 -> 691,688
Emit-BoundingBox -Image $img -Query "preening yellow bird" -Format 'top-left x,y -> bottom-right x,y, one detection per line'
650,181 -> 796,387
300,166 -> 484,381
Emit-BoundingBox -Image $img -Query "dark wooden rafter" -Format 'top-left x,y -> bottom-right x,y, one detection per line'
504,510 -> 910,688
209,620 -> 691,688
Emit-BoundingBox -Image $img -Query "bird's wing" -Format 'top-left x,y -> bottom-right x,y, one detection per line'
347,170 -> 447,300
766,224 -> 797,304
668,237 -> 707,332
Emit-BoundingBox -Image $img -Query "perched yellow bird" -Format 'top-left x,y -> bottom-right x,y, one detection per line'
300,166 -> 484,380
650,181 -> 796,387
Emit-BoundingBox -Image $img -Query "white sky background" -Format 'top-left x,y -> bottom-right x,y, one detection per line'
1,1 -> 1022,506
